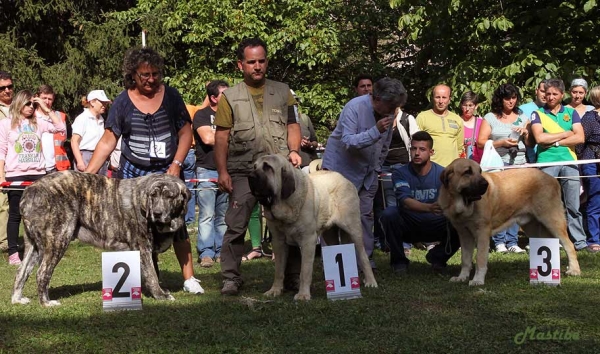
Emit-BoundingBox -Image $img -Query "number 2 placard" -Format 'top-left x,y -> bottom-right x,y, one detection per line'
102,251 -> 143,311
529,238 -> 560,286
322,244 -> 362,301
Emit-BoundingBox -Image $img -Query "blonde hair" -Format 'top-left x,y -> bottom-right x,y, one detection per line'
9,90 -> 38,131
589,86 -> 600,108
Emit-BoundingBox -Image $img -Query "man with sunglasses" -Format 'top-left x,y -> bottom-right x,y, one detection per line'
0,71 -> 13,252
0,71 -> 13,119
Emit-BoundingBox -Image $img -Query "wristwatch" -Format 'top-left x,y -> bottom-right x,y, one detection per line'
554,141 -> 560,147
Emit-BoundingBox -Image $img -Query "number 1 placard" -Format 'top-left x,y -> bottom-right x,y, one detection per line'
322,244 -> 362,301
102,251 -> 143,311
529,238 -> 560,286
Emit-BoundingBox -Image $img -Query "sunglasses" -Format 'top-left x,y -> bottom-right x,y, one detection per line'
24,101 -> 34,107
0,84 -> 14,91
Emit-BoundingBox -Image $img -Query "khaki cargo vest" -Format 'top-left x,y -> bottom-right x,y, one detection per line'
223,79 -> 290,174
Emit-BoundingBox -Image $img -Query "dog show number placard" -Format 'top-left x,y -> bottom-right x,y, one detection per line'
322,244 -> 362,301
102,251 -> 143,311
529,238 -> 560,286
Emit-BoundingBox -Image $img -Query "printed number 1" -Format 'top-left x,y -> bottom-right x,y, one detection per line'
112,262 -> 131,298
335,253 -> 346,287
537,246 -> 551,277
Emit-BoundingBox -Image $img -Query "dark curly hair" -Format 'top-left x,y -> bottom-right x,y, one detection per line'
490,83 -> 521,115
122,47 -> 165,90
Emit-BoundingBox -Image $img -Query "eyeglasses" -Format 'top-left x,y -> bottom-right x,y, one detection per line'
0,84 -> 14,91
24,101 -> 34,107
136,72 -> 161,81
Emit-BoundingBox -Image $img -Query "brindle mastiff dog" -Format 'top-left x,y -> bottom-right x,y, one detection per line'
248,154 -> 377,301
438,158 -> 580,286
11,171 -> 190,306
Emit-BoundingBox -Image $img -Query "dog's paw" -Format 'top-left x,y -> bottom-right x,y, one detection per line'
449,276 -> 468,283
11,297 -> 30,305
293,292 -> 311,301
364,280 -> 378,288
468,279 -> 484,286
43,300 -> 61,307
565,268 -> 581,276
264,287 -> 283,298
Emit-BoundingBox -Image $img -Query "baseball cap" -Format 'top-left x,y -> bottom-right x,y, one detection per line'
87,90 -> 112,103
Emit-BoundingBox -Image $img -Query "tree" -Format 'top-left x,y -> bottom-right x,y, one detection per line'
389,0 -> 600,112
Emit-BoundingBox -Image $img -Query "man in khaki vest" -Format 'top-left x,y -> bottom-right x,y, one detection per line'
0,71 -> 14,252
214,38 -> 301,295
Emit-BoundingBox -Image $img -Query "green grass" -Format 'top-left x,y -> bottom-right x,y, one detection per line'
1,238 -> 600,353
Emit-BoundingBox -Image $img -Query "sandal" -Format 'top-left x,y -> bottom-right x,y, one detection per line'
242,248 -> 264,261
587,244 -> 600,253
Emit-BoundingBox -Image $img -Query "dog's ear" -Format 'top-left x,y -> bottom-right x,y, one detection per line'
440,167 -> 453,188
280,165 -> 296,200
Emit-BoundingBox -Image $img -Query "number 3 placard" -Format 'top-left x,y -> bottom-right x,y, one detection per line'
102,251 -> 143,311
529,238 -> 560,286
322,244 -> 362,301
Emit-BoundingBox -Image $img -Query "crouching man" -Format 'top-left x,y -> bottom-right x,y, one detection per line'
379,131 -> 460,274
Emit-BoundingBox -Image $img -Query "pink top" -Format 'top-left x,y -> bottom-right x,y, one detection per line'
0,117 -> 66,178
463,117 -> 483,163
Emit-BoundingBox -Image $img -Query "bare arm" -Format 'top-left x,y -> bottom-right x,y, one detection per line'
71,134 -> 85,171
531,123 -> 574,146
402,199 -> 442,214
84,130 -> 118,173
214,127 -> 232,193
166,123 -> 193,177
197,126 -> 215,146
287,122 -> 301,167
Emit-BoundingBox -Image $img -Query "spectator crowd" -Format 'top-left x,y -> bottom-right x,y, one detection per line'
2,36 -> 600,296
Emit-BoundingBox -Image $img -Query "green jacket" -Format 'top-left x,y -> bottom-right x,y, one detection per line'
223,79 -> 290,174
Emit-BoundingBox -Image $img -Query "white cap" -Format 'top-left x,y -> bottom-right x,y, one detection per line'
87,90 -> 111,103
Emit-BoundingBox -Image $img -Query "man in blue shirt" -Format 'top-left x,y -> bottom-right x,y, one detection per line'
520,79 -> 548,163
322,77 -> 407,268
379,131 -> 460,273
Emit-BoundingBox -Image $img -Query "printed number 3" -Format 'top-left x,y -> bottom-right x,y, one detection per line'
537,246 -> 551,277
335,253 -> 346,287
113,262 -> 131,298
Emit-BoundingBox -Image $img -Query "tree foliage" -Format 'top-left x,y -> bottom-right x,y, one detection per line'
0,0 -> 598,141
390,0 -> 600,113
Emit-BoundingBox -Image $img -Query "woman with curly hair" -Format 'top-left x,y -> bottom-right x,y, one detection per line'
85,47 -> 204,294
477,83 -> 531,254
0,90 -> 65,264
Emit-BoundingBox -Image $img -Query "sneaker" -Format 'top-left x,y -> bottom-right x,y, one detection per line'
426,243 -> 437,251
508,245 -> 526,254
495,244 -> 508,253
221,279 -> 242,296
183,276 -> 205,294
8,252 -> 21,265
199,256 -> 214,268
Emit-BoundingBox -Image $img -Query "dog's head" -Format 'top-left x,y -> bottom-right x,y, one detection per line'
140,174 -> 191,233
440,158 -> 489,204
248,154 -> 296,207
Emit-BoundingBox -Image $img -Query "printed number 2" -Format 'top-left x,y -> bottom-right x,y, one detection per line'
537,246 -> 551,277
112,262 -> 131,298
335,253 -> 346,287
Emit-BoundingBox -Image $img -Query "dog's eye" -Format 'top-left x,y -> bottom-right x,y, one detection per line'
464,168 -> 473,175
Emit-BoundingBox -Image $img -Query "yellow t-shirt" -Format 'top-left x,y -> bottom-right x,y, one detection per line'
416,109 -> 464,167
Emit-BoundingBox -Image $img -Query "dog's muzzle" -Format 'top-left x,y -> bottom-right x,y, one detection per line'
462,177 -> 489,203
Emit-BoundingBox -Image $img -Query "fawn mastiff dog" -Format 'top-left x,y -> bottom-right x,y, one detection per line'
248,154 -> 377,300
438,158 -> 580,286
12,171 -> 191,306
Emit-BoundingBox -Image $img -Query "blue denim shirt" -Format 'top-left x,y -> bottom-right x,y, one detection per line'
322,95 -> 393,190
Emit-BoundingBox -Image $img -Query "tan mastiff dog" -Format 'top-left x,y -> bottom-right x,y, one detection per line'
438,158 -> 580,286
248,154 -> 377,300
